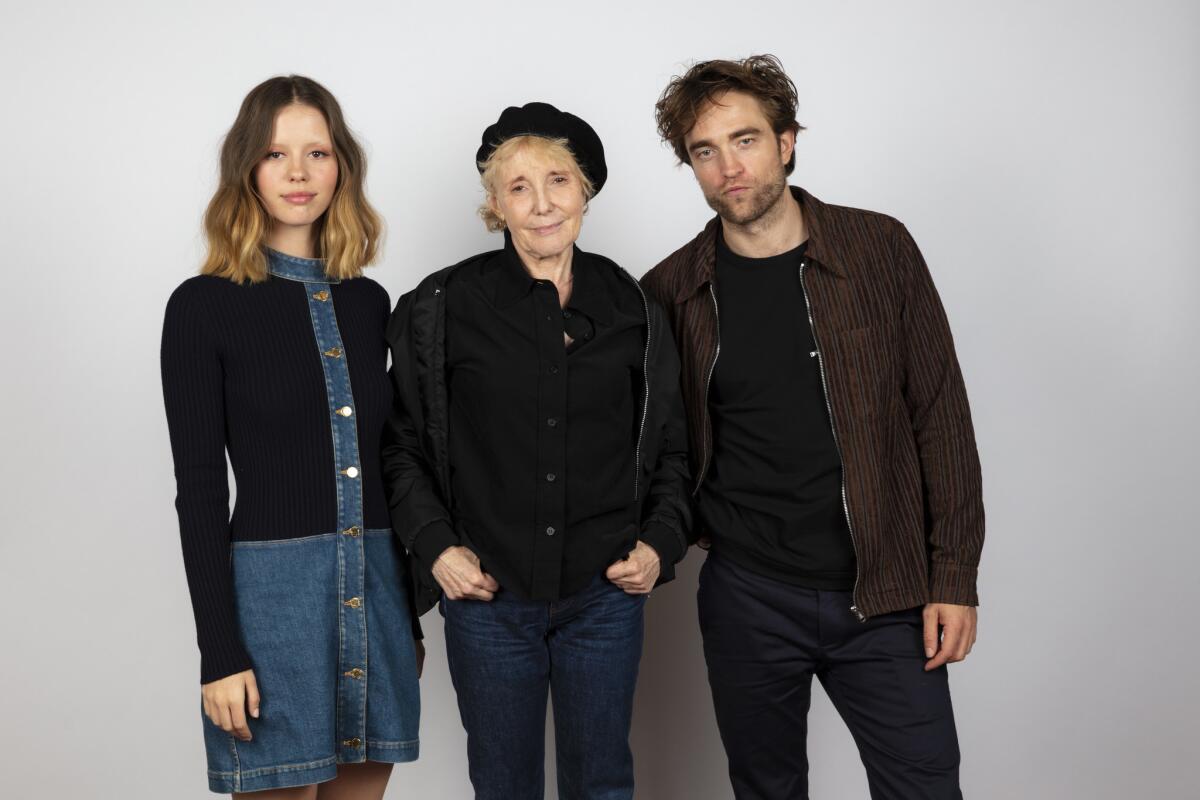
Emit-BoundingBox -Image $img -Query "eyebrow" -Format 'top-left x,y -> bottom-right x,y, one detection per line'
266,142 -> 333,150
689,127 -> 764,153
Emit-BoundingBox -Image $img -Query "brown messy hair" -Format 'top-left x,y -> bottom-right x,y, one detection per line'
201,75 -> 382,283
476,135 -> 595,232
655,54 -> 805,175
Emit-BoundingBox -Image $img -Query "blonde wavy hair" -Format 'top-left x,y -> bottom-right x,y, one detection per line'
477,135 -> 594,233
201,75 -> 382,283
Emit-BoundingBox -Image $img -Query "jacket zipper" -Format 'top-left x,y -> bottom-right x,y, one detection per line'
799,261 -> 865,622
694,283 -> 722,495
628,274 -> 652,501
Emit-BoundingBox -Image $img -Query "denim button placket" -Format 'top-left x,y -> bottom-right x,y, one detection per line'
269,249 -> 369,762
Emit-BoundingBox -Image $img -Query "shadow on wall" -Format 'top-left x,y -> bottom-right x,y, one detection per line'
631,551 -> 730,799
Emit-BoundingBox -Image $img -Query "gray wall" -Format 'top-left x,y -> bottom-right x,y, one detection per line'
2,1 -> 1196,797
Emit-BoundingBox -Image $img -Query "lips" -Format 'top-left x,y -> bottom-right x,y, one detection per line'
282,192 -> 317,205
724,185 -> 751,196
532,221 -> 563,235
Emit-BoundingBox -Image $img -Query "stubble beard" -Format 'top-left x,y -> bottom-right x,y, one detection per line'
704,163 -> 789,227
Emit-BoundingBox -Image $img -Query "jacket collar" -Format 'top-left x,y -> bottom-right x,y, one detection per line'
266,247 -> 339,284
672,185 -> 844,303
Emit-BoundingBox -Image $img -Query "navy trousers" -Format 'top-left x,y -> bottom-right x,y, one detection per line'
698,552 -> 962,800
441,573 -> 646,800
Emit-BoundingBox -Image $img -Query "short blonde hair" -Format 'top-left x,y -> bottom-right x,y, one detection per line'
477,135 -> 595,232
201,76 -> 382,284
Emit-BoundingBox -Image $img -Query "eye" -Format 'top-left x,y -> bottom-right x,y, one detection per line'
309,150 -> 331,159
695,148 -> 713,160
552,175 -> 568,184
265,151 -> 285,160
738,137 -> 755,146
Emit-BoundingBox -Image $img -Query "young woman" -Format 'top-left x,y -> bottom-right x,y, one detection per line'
161,75 -> 421,798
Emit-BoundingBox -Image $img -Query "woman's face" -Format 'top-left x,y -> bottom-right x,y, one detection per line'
254,104 -> 338,236
488,145 -> 586,264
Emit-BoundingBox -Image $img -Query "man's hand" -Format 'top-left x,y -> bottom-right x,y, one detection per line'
923,603 -> 977,671
432,546 -> 500,601
605,541 -> 661,595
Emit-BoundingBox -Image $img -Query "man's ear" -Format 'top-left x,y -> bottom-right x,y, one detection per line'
778,128 -> 796,167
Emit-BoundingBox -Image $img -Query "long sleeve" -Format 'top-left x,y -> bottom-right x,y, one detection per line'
161,281 -> 252,683
894,224 -> 985,606
638,300 -> 694,581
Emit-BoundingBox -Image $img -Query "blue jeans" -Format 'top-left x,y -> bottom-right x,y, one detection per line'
440,573 -> 646,800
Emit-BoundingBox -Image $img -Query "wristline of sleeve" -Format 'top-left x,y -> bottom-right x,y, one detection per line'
640,520 -> 684,567
928,562 -> 979,606
411,519 -> 460,568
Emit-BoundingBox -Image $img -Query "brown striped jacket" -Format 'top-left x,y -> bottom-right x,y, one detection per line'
640,186 -> 984,618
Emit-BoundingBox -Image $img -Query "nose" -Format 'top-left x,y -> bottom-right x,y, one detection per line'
719,152 -> 743,179
531,184 -> 554,215
289,159 -> 308,182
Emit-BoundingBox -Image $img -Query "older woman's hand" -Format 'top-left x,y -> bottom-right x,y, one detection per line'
432,546 -> 500,601
606,541 -> 661,595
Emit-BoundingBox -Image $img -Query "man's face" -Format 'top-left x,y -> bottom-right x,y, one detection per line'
683,90 -> 794,225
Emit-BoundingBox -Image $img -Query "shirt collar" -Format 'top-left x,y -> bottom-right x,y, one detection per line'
490,232 -> 612,324
672,185 -> 844,303
266,247 -> 339,284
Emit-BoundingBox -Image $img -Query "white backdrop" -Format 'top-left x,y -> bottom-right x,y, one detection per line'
2,1 -> 1197,797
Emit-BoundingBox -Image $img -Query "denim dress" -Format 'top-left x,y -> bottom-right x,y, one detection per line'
165,250 -> 420,794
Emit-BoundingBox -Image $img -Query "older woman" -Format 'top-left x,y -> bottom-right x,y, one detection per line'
381,103 -> 692,799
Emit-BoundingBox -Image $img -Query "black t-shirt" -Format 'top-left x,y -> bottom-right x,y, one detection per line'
418,240 -> 648,601
699,233 -> 857,590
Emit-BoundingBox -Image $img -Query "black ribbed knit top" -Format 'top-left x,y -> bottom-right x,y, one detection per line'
160,252 -> 393,683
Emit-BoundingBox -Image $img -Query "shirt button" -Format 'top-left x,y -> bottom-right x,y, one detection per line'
336,406 -> 353,417
312,290 -> 330,302
341,466 -> 359,478
546,526 -> 556,536
547,417 -> 557,428
563,310 -> 573,319
344,667 -> 365,679
545,473 -> 556,482
323,347 -> 343,358
549,364 -> 559,374
342,738 -> 362,748
545,314 -> 553,321
342,526 -> 361,537
344,597 -> 362,608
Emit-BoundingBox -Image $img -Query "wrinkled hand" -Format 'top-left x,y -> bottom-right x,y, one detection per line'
432,546 -> 500,601
413,638 -> 426,678
605,541 -> 661,595
202,669 -> 260,741
923,603 -> 977,671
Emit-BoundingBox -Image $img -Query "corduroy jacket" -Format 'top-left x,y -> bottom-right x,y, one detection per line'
640,186 -> 984,619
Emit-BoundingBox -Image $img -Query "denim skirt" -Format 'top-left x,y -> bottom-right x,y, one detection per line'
203,528 -> 420,793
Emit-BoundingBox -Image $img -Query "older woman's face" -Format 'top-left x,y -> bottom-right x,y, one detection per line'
489,145 -> 586,263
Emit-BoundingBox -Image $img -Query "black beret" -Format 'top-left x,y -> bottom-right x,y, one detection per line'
476,102 -> 607,196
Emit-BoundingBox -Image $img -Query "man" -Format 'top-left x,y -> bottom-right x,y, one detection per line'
641,54 -> 983,799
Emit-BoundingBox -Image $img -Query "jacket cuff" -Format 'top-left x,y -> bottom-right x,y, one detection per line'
928,562 -> 979,607
411,519 -> 459,569
640,521 -> 684,569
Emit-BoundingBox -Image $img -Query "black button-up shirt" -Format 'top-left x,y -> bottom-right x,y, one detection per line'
412,238 -> 648,600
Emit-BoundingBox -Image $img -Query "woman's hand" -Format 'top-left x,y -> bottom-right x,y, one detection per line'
202,669 -> 260,742
432,546 -> 500,601
606,541 -> 661,594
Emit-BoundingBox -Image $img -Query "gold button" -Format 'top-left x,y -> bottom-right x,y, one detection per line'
341,466 -> 359,478
344,668 -> 365,679
323,347 -> 342,358
342,526 -> 361,537
342,737 -> 362,748
336,406 -> 353,417
312,290 -> 330,302
344,597 -> 362,608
